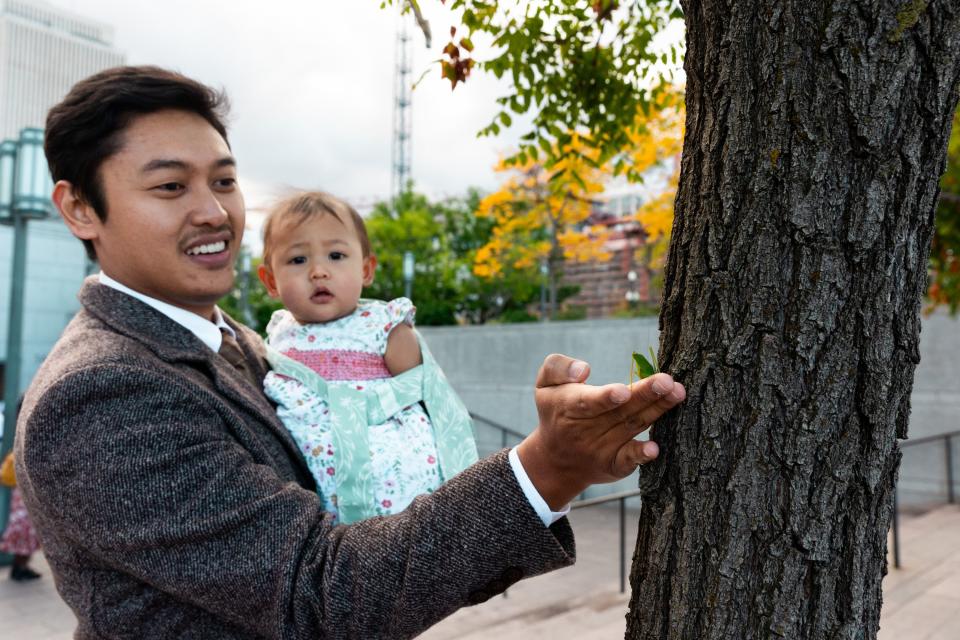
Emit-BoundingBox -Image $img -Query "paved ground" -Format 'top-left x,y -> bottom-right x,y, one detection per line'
1,504 -> 958,639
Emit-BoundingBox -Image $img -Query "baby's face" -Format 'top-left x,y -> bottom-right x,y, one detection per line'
259,213 -> 375,324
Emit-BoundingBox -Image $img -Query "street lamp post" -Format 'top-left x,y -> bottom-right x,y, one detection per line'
625,269 -> 640,308
539,260 -> 549,321
403,250 -> 415,300
238,249 -> 255,329
0,128 -> 53,553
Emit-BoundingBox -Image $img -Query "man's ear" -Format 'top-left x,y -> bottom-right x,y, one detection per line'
257,263 -> 281,298
53,181 -> 100,242
362,254 -> 378,287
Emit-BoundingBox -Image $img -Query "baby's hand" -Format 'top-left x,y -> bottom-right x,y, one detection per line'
384,324 -> 422,376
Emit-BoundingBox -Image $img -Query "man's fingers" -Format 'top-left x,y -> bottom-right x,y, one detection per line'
620,374 -> 686,427
561,382 -> 633,419
535,354 -> 591,389
551,374 -> 684,423
630,373 -> 679,405
613,439 -> 660,477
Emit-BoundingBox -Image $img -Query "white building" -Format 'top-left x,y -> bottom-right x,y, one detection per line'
0,0 -> 124,401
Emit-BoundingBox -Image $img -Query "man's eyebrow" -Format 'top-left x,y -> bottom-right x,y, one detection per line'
141,159 -> 188,173
140,156 -> 236,173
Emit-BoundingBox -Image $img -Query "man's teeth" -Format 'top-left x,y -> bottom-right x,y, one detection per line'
186,241 -> 226,256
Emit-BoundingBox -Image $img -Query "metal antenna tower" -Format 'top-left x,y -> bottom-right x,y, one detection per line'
390,2 -> 430,211
391,10 -> 413,209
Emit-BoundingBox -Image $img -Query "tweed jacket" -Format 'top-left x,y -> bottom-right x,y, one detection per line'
15,278 -> 575,639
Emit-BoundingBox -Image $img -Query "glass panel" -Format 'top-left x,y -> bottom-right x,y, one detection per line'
0,140 -> 16,221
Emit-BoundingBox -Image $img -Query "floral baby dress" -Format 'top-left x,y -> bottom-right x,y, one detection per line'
264,298 -> 471,523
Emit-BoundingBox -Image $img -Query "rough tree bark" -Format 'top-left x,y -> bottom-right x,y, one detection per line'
627,2 -> 960,639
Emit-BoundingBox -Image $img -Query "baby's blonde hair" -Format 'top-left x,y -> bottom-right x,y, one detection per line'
261,191 -> 371,267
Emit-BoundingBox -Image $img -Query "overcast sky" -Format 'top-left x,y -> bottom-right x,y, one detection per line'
48,0 -> 542,213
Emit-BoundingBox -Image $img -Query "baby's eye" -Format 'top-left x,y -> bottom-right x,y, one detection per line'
288,256 -> 307,265
329,251 -> 347,261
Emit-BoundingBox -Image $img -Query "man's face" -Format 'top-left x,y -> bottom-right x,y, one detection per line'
88,109 -> 244,317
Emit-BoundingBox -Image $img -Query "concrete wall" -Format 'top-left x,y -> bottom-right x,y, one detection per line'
421,312 -> 960,505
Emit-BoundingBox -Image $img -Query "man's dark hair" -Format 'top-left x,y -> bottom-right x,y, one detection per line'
44,66 -> 230,261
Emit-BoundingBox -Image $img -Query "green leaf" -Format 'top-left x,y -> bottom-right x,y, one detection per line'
632,352 -> 656,379
648,346 -> 658,372
538,135 -> 553,156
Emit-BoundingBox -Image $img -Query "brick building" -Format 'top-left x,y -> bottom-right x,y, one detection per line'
561,212 -> 657,319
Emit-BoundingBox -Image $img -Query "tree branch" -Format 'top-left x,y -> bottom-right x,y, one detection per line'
406,0 -> 432,48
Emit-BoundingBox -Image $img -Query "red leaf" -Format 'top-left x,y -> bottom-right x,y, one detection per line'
592,0 -> 618,21
443,42 -> 460,59
450,25 -> 456,37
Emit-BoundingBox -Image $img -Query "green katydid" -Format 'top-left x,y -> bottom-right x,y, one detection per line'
631,346 -> 659,381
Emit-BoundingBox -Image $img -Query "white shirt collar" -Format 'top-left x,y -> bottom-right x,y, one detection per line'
97,271 -> 236,352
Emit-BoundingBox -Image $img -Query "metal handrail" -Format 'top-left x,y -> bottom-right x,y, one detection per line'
572,488 -> 642,509
562,431 -> 959,584
900,429 -> 960,448
891,431 -> 957,568
468,415 -> 959,580
469,412 -> 528,449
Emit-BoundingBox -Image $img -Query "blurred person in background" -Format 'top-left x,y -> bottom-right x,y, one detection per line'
1,399 -> 41,582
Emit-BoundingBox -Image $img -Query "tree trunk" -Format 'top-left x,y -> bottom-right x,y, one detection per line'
627,2 -> 960,639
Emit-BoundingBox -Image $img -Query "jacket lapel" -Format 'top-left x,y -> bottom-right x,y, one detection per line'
78,278 -> 313,485
213,317 -> 313,477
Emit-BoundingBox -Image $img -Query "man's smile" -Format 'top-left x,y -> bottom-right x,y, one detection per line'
182,231 -> 233,268
186,240 -> 226,255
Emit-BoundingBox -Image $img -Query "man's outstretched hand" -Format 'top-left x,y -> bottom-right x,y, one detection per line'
516,354 -> 686,511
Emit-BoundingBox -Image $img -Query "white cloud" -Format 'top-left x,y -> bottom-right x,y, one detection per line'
48,0 -> 523,210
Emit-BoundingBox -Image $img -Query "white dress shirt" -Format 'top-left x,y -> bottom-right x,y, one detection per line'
97,272 -> 570,526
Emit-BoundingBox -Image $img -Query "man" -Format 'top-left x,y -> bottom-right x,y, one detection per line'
15,66 -> 685,639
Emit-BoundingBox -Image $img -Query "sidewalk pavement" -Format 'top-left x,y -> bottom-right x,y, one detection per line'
1,505 -> 958,639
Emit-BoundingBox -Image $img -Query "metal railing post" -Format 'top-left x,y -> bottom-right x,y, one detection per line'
892,487 -> 901,570
570,489 -> 643,590
946,435 -> 955,505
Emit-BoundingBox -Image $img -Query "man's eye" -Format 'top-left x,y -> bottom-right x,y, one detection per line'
215,177 -> 237,189
288,256 -> 307,265
155,182 -> 184,193
329,252 -> 346,261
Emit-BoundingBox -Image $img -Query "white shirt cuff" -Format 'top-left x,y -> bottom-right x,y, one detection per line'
508,446 -> 571,527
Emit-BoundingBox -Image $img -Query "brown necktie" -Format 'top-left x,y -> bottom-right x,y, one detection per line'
219,329 -> 259,389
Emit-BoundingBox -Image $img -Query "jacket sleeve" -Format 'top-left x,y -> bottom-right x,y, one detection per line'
18,364 -> 575,639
